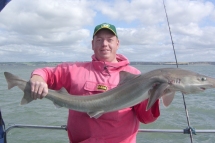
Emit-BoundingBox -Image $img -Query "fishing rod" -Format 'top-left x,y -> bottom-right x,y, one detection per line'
162,0 -> 194,143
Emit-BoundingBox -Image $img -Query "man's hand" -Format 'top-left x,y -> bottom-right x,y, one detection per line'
30,75 -> 48,100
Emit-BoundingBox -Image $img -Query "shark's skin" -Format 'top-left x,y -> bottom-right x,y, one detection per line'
4,68 -> 215,118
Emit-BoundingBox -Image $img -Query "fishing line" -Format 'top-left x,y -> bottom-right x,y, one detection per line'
162,0 -> 194,142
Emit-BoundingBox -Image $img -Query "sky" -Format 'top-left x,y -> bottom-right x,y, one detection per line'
0,0 -> 215,62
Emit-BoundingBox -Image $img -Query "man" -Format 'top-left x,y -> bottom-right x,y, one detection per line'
30,23 -> 160,143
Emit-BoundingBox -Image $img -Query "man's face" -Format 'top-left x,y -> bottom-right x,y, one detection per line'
92,29 -> 119,63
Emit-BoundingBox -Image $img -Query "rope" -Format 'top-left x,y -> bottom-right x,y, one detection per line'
162,0 -> 194,142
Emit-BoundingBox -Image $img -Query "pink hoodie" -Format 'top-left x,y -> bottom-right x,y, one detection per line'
32,54 -> 160,143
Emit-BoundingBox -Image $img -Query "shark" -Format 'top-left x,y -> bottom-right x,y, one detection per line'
4,68 -> 215,118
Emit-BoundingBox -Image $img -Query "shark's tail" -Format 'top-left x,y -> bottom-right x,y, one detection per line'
4,72 -> 21,89
4,72 -> 34,105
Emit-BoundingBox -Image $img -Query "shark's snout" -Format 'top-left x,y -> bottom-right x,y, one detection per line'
207,77 -> 215,88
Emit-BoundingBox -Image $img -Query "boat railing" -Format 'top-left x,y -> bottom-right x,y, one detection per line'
5,124 -> 215,134
5,124 -> 67,133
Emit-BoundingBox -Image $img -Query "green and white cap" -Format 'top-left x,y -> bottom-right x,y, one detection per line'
93,23 -> 118,37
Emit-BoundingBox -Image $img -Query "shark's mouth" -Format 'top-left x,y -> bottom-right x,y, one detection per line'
199,87 -> 207,91
200,87 -> 206,91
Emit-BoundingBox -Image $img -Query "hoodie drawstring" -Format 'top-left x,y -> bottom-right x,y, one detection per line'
103,61 -> 114,76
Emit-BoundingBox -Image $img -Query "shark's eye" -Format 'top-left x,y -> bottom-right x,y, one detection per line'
201,77 -> 207,81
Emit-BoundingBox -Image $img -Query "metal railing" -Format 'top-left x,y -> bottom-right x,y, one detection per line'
5,124 -> 215,134
5,124 -> 67,133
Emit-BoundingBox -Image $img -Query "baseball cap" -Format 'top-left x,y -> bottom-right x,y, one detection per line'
93,23 -> 118,37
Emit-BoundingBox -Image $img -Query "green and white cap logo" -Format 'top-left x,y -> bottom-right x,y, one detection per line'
101,24 -> 110,28
93,23 -> 118,37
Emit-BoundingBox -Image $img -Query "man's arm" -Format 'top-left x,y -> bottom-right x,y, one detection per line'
29,63 -> 69,99
133,99 -> 160,124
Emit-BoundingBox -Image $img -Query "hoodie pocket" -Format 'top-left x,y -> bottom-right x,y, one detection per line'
84,81 -> 112,93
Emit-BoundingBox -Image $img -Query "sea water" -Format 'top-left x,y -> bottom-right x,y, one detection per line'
0,64 -> 214,143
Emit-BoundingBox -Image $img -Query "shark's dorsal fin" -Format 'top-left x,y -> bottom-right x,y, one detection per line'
57,87 -> 69,94
118,71 -> 140,85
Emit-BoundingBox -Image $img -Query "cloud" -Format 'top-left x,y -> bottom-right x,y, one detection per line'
166,0 -> 214,24
0,0 -> 215,62
0,0 -> 94,46
117,26 -> 166,45
96,0 -> 164,24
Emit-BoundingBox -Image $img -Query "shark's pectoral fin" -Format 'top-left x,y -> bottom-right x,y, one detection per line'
146,83 -> 169,111
87,111 -> 104,119
162,90 -> 175,107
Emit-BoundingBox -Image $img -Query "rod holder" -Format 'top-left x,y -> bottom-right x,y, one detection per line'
183,127 -> 196,135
